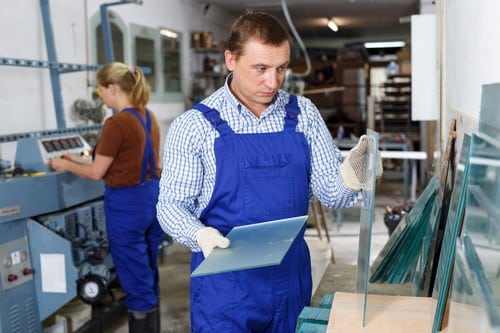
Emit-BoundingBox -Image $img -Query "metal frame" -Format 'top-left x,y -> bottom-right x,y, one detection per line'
0,125 -> 103,144
0,0 -> 140,130
100,1 -> 142,63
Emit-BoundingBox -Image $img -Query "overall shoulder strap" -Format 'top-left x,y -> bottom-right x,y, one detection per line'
192,103 -> 233,135
284,95 -> 300,131
123,108 -> 157,181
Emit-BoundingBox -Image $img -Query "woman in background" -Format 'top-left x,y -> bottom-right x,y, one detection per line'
50,62 -> 163,333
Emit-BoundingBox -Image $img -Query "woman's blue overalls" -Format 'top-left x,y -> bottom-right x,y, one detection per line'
190,95 -> 312,332
104,108 -> 164,311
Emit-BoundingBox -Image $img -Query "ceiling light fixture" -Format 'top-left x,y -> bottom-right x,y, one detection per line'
160,28 -> 178,39
327,19 -> 338,32
364,41 -> 406,48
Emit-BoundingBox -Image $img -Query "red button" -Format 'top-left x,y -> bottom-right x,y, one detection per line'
23,268 -> 33,275
7,274 -> 18,282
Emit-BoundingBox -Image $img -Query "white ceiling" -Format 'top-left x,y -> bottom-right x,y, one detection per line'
202,0 -> 421,52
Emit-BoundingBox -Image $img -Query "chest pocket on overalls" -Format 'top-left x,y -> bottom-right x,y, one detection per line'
241,153 -> 295,219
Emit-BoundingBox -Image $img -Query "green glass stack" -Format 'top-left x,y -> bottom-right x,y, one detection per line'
369,175 -> 439,284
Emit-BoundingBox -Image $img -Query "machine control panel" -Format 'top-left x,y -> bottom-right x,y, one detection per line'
38,135 -> 92,160
41,136 -> 85,154
15,134 -> 93,172
0,236 -> 33,291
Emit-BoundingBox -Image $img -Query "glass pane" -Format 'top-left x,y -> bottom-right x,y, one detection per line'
355,129 -> 379,326
463,133 -> 500,321
447,235 -> 500,332
413,192 -> 441,295
479,83 -> 500,139
191,215 -> 308,277
447,85 -> 500,331
96,22 -> 124,64
432,133 -> 472,332
369,176 -> 439,286
135,36 -> 156,92
161,32 -> 181,93
416,119 -> 457,297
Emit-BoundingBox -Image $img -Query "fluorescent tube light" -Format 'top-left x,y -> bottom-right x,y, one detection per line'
327,19 -> 338,32
364,41 -> 405,48
160,28 -> 178,39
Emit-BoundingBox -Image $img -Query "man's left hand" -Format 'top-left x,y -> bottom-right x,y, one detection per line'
339,135 -> 383,190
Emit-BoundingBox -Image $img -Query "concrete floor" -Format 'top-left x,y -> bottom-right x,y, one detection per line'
104,178 -> 414,332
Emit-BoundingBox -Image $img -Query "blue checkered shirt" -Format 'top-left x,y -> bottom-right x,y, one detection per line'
157,80 -> 361,251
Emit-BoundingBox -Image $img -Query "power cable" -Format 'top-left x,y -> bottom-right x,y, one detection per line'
280,0 -> 311,78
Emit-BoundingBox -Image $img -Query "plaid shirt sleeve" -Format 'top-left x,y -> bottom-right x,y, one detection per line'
157,89 -> 361,252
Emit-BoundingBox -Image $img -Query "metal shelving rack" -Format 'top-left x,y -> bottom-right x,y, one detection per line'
377,74 -> 419,139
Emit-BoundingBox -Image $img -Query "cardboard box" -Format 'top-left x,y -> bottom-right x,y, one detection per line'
43,315 -> 68,333
399,61 -> 411,75
56,299 -> 92,332
397,46 -> 411,62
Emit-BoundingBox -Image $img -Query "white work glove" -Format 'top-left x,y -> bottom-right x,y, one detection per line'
195,227 -> 230,258
339,135 -> 383,190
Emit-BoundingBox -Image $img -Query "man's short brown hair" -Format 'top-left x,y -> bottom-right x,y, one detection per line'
226,11 -> 292,59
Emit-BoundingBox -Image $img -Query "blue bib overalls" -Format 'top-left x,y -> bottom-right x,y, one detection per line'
104,108 -> 164,311
190,95 -> 313,332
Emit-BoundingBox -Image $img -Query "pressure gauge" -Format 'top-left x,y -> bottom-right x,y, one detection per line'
77,274 -> 107,305
83,280 -> 100,298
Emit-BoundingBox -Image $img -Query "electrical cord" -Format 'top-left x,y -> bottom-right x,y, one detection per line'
280,0 -> 311,78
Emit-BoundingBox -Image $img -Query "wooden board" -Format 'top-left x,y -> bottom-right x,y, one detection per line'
327,292 -> 436,333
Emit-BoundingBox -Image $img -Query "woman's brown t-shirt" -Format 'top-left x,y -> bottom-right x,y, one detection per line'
95,109 -> 161,187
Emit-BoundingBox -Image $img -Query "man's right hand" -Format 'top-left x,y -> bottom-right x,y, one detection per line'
195,227 -> 230,258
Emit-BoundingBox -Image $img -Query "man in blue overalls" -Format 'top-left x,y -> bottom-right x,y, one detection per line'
157,11 -> 381,332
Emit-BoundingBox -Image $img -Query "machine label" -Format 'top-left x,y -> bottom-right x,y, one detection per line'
0,205 -> 20,217
41,253 -> 67,293
10,250 -> 21,265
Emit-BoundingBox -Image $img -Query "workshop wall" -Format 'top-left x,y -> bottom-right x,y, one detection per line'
0,0 -> 235,162
442,0 -> 500,150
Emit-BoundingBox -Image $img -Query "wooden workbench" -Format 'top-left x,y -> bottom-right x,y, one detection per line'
327,292 -> 436,332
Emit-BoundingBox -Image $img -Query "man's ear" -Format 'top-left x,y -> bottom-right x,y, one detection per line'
225,50 -> 236,71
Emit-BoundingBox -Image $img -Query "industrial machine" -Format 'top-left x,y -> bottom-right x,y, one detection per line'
0,132 -> 114,332
0,2 -> 151,332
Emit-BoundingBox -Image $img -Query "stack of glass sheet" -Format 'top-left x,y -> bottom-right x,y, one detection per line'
370,119 -> 459,291
416,119 -> 458,297
442,130 -> 500,332
431,134 -> 472,332
369,175 -> 439,284
434,83 -> 500,332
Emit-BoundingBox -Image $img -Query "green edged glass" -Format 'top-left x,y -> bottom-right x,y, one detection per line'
446,235 -> 500,332
459,131 -> 500,328
369,175 -> 439,285
432,133 -> 472,332
354,129 -> 379,326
